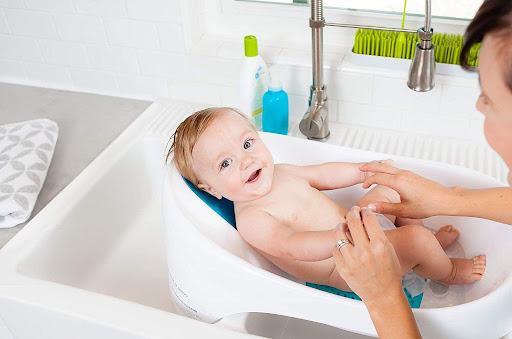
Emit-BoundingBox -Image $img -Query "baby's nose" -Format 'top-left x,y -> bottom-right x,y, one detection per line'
240,156 -> 254,170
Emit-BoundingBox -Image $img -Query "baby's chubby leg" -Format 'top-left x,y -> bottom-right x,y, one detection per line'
356,185 -> 423,227
384,225 -> 486,285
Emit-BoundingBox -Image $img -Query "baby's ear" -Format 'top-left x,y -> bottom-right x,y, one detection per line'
197,183 -> 223,200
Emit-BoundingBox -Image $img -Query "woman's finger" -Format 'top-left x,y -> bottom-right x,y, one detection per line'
362,173 -> 398,189
368,201 -> 406,217
360,161 -> 402,175
333,244 -> 349,272
346,206 -> 369,245
361,208 -> 387,241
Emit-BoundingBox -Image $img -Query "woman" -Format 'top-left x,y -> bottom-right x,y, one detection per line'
334,0 -> 512,337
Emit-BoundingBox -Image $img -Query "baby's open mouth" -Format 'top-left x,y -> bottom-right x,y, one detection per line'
247,169 -> 261,183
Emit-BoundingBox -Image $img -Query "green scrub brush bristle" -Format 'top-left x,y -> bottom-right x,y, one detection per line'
354,29 -> 481,66
354,0 -> 481,66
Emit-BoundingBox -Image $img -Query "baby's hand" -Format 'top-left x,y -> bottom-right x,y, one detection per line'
360,159 -> 394,181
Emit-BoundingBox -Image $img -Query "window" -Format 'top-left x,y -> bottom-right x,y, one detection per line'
238,0 -> 484,22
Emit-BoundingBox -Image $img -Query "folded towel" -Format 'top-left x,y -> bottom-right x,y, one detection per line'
0,119 -> 58,228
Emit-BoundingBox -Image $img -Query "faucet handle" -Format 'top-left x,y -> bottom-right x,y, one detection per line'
299,102 -> 330,140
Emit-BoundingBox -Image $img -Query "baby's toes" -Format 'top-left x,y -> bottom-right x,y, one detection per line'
473,255 -> 486,264
472,255 -> 486,275
440,225 -> 453,232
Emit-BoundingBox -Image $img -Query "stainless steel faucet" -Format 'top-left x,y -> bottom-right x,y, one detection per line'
300,0 -> 435,140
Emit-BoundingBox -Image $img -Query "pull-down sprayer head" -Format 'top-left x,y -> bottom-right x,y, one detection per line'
407,27 -> 435,92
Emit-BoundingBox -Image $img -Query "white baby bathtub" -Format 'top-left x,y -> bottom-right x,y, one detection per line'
164,132 -> 512,339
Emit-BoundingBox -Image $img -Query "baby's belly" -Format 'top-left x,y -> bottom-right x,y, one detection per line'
256,248 -> 335,285
295,201 -> 348,232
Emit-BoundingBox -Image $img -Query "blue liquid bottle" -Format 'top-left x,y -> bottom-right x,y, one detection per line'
262,68 -> 288,135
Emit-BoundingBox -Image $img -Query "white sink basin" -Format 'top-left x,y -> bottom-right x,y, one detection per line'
0,100 -> 368,339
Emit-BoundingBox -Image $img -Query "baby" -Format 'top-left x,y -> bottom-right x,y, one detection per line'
168,107 -> 486,293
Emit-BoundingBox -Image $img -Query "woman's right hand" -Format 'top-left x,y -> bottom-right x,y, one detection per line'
359,161 -> 457,219
333,206 -> 422,338
333,206 -> 403,304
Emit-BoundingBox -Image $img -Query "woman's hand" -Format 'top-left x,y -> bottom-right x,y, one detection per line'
333,206 -> 403,304
359,161 -> 457,219
333,206 -> 422,338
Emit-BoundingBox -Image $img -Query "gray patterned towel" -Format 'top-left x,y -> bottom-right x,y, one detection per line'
0,119 -> 58,228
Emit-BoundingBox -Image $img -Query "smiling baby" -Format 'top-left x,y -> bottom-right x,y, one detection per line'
167,107 -> 486,293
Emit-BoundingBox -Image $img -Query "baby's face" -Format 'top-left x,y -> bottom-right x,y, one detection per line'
192,110 -> 274,202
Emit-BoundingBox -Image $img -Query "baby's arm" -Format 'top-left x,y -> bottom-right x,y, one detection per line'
237,210 -> 343,262
280,162 -> 368,190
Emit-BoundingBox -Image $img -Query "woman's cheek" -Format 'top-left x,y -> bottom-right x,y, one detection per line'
484,116 -> 512,167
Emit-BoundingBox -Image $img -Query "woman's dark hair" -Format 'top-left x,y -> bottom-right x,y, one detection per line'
461,0 -> 512,89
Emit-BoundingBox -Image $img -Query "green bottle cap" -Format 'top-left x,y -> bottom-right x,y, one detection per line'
244,35 -> 258,57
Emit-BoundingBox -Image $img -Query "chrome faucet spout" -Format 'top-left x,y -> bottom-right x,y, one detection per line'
300,0 -> 329,141
300,0 -> 435,139
407,0 -> 435,92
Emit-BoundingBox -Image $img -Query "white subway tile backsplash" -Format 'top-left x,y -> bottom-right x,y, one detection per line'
137,50 -> 178,77
337,102 -> 402,130
372,75 -> 442,113
326,71 -> 373,104
125,0 -> 181,23
38,40 -> 88,66
0,34 -> 41,61
0,10 -> 9,33
3,8 -> 58,39
74,0 -> 127,17
218,42 -> 280,65
278,48 -> 341,70
288,94 -> 308,119
69,68 -> 118,95
0,0 -> 24,9
117,74 -> 167,100
220,86 -> 237,107
278,65 -> 311,97
439,84 -> 481,118
157,23 -> 186,53
0,58 -> 25,81
168,79 -> 221,105
217,42 -> 243,60
436,73 -> 479,88
53,14 -> 106,44
190,39 -> 223,57
25,0 -> 74,12
86,46 -> 138,73
23,62 -> 73,87
104,18 -> 159,49
137,51 -> 240,86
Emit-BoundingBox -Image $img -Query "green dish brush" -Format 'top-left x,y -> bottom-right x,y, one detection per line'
354,29 -> 480,66
352,29 -> 481,67
353,0 -> 481,66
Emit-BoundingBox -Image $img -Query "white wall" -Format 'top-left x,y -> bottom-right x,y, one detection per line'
0,0 -> 486,144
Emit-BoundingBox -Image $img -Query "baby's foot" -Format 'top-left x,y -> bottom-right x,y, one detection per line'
439,255 -> 486,285
434,225 -> 460,249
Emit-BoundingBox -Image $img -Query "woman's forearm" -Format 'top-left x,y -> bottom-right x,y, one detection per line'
447,187 -> 512,224
365,289 -> 422,339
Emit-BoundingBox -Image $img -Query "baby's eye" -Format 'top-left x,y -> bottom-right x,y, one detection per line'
221,159 -> 231,169
244,139 -> 253,149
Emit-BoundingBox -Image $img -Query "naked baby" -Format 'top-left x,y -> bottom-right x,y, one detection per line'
168,107 -> 486,294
